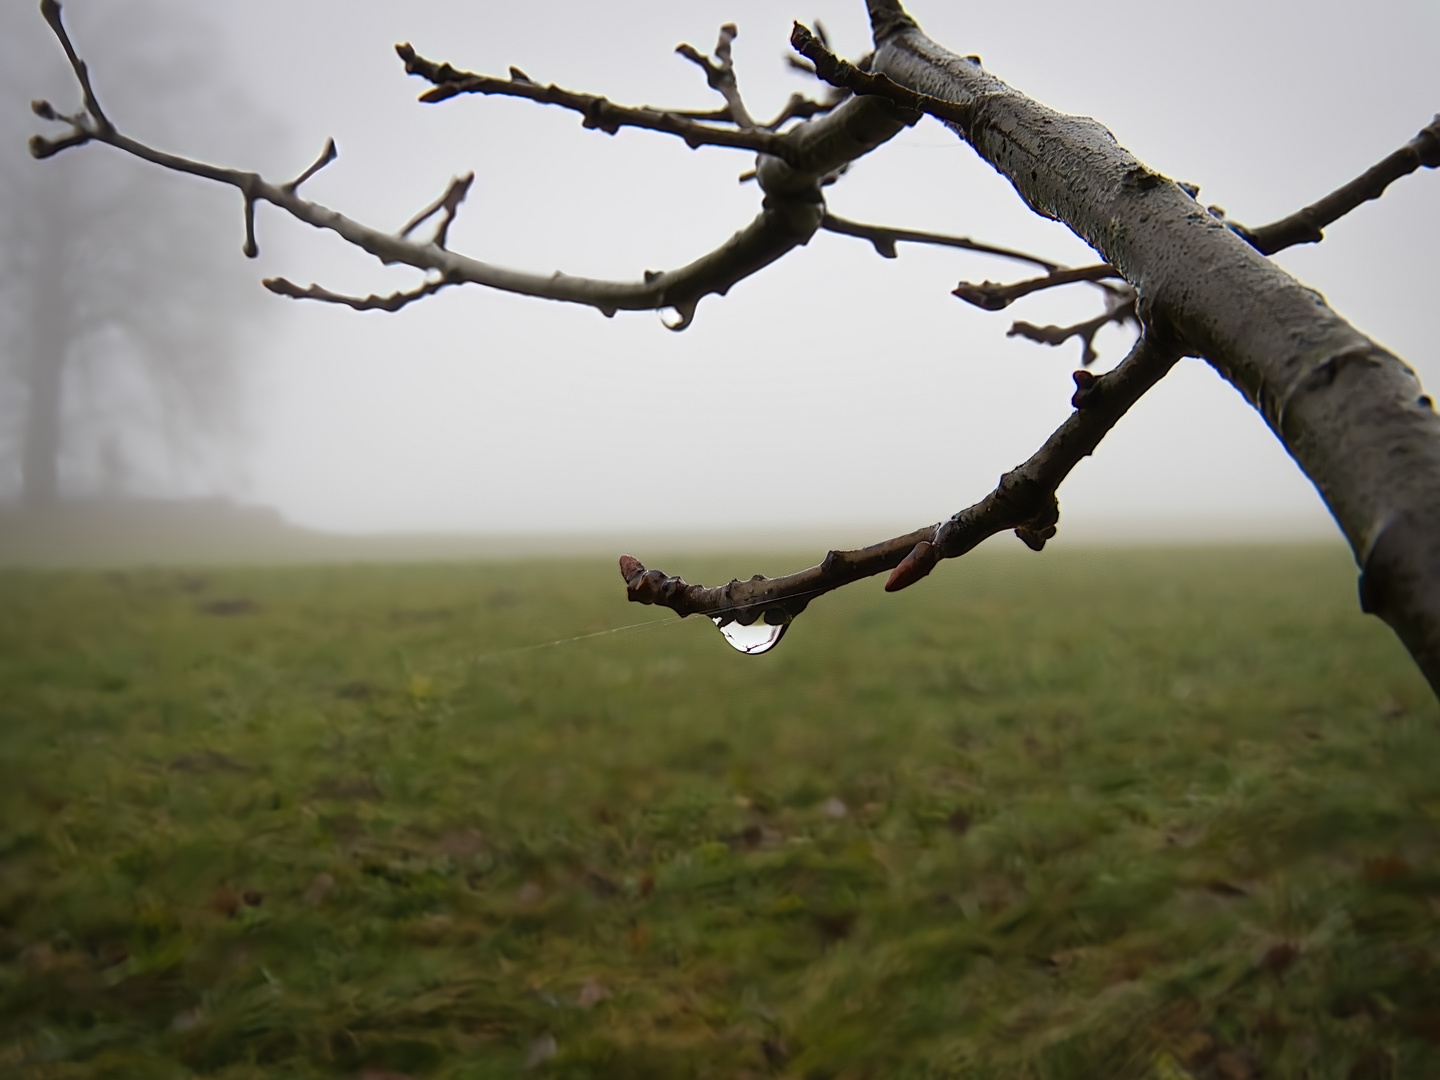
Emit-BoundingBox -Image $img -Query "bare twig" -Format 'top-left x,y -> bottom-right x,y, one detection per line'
791,22 -> 960,127
922,331 -> 1182,565
395,42 -> 797,163
676,24 -> 756,129
263,275 -> 455,312
621,332 -> 1181,622
282,137 -> 338,195
38,0 -> 109,132
1008,291 -> 1138,367
951,263 -> 1123,310
398,172 -> 474,249
760,91 -> 844,131
821,212 -> 1062,270
1237,115 -> 1440,255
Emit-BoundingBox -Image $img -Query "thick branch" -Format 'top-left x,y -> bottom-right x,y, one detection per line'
621,333 -> 1180,622
1239,115 -> 1440,255
844,4 -> 1440,695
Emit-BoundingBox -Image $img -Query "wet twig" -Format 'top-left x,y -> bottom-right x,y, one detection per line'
951,264 -> 1124,311
622,331 -> 1181,621
821,213 -> 1062,269
1236,115 -> 1440,255
396,42 -> 797,162
1008,290 -> 1139,367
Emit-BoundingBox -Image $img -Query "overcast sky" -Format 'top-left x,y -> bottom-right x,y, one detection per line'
18,0 -> 1440,539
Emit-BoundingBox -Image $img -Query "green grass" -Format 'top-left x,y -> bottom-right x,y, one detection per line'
1,544 -> 1438,1079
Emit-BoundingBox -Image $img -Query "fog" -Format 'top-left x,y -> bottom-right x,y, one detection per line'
7,0 -> 1437,542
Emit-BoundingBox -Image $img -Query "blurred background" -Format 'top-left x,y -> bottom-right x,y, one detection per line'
1,0 -> 1436,561
4,8 -> 1440,1074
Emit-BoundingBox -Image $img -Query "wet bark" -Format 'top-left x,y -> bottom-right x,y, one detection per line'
867,7 -> 1440,694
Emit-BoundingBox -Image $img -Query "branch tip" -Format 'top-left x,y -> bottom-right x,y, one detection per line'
283,137 -> 338,195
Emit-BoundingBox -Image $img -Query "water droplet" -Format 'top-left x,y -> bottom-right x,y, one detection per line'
712,610 -> 790,655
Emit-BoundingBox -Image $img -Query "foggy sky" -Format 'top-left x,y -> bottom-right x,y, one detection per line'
18,0 -> 1439,539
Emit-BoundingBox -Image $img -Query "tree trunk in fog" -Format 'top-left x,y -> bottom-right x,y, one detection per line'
20,228 -> 66,507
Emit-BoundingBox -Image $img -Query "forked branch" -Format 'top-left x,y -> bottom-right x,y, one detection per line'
396,42 -> 796,161
675,24 -> 756,130
1008,291 -> 1139,367
621,332 -> 1181,623
30,2 -> 865,329
951,264 -> 1123,311
795,22 -> 1440,261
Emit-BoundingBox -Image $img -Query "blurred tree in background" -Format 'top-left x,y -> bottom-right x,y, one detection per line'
0,1 -> 275,506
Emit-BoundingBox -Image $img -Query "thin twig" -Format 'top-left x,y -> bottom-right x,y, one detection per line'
821,213 -> 1062,270
951,264 -> 1124,310
1008,291 -> 1138,367
39,0 -> 110,132
675,24 -> 756,130
263,275 -> 454,312
399,172 -> 474,249
282,138 -> 338,195
1237,114 -> 1440,255
395,43 -> 795,163
761,91 -> 844,131
621,333 -> 1181,621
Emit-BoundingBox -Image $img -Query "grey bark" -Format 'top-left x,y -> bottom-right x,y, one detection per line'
18,199 -> 66,506
865,4 -> 1440,695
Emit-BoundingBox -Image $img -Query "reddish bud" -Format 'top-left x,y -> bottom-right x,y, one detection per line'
885,540 -> 938,592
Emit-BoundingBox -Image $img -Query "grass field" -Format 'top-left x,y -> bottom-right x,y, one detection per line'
1,544 -> 1438,1079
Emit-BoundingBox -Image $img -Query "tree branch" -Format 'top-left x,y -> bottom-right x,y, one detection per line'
395,42 -> 793,161
34,4 -> 918,329
398,172 -> 474,249
1007,290 -> 1139,367
820,212 -> 1061,269
1237,115 -> 1440,255
951,263 -> 1123,310
621,332 -> 1181,623
262,275 -> 455,313
31,6 -> 874,329
282,137 -> 338,195
675,24 -> 756,130
848,5 -> 1440,696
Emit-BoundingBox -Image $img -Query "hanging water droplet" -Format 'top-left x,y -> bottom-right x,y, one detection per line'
712,610 -> 791,655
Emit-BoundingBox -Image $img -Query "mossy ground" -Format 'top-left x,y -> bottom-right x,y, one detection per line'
1,545 -> 1438,1079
